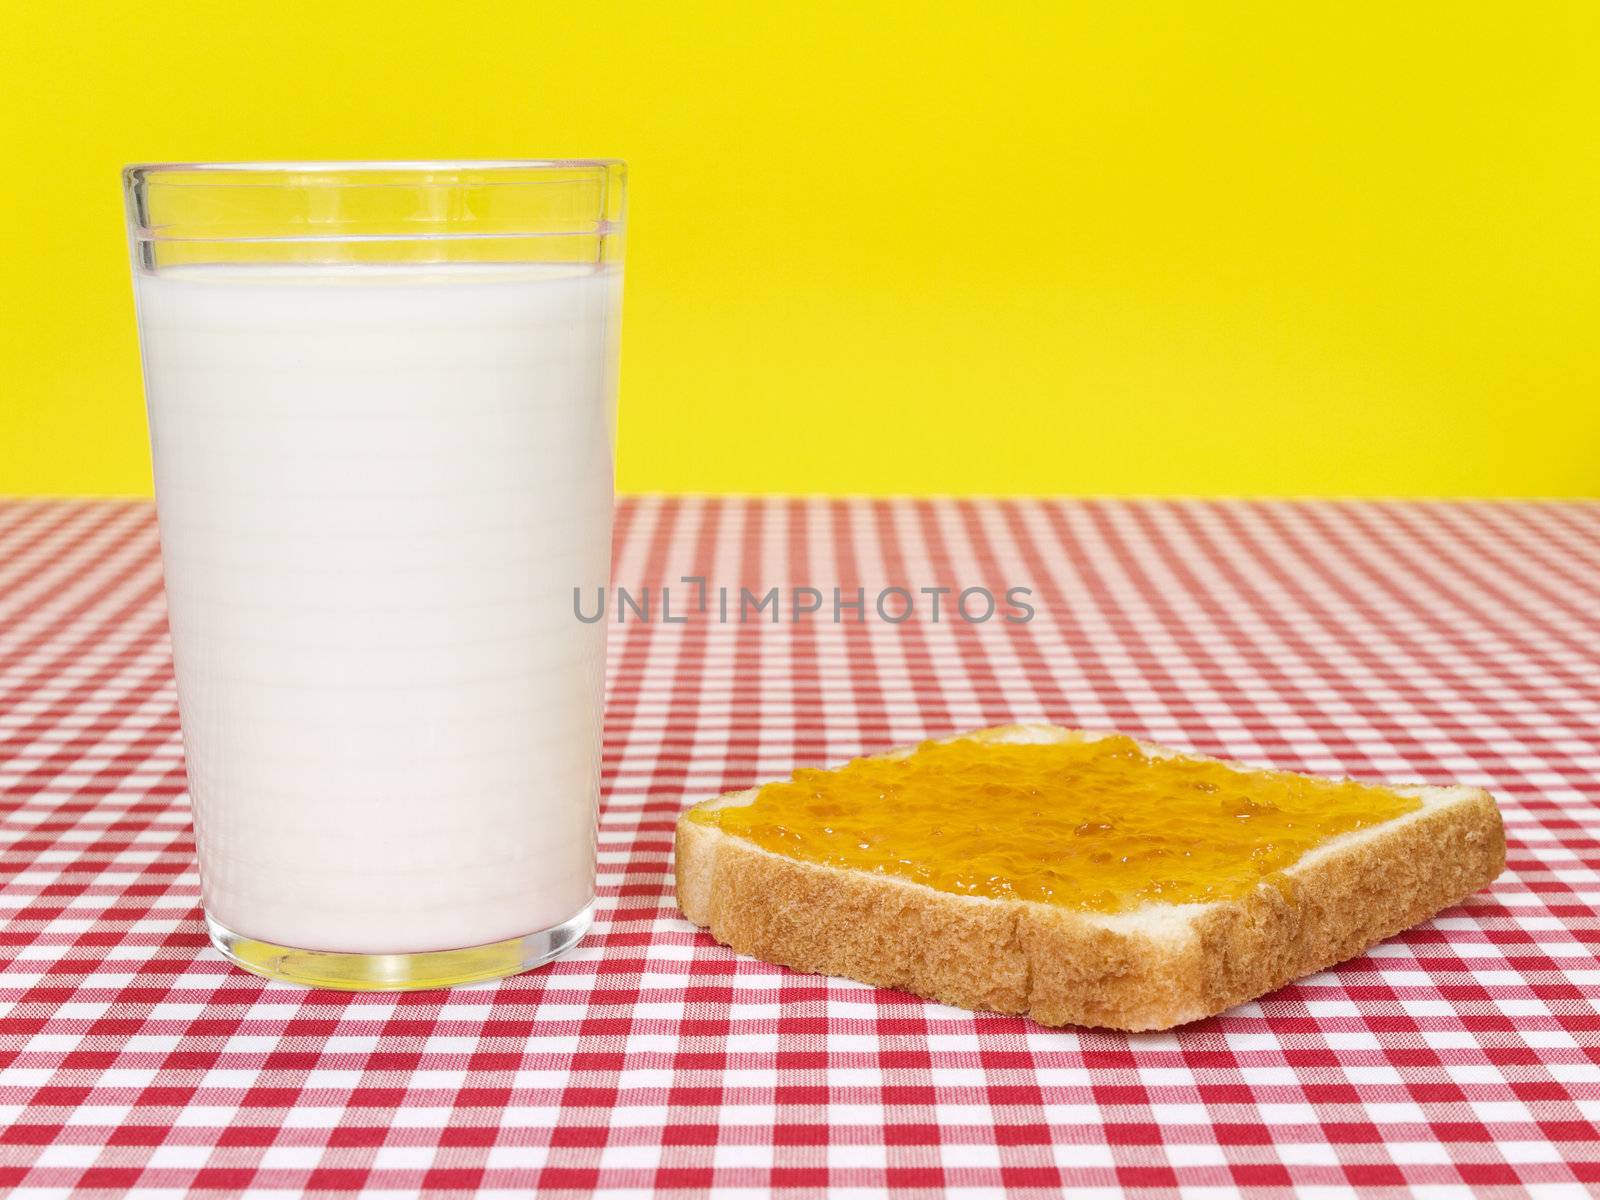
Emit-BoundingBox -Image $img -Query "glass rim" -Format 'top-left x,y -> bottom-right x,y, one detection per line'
124,159 -> 626,186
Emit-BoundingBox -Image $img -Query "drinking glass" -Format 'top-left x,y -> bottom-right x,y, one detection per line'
123,161 -> 625,989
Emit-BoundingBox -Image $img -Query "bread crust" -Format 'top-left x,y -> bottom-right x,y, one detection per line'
673,726 -> 1505,1031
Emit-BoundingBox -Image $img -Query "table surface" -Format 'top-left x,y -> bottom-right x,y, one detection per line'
2,496 -> 1598,1198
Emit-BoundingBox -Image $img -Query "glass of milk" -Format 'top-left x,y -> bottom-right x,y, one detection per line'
123,161 -> 624,989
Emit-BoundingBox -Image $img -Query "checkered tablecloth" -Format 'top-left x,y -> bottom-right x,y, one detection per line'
2,496 -> 1598,1198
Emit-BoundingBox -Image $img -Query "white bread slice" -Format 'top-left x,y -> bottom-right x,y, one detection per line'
675,725 -> 1505,1031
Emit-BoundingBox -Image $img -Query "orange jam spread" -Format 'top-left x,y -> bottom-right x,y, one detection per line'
688,733 -> 1422,913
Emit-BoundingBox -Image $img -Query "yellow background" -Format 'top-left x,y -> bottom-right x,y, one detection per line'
4,2 -> 1597,497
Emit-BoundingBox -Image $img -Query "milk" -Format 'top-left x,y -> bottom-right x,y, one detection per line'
133,263 -> 619,954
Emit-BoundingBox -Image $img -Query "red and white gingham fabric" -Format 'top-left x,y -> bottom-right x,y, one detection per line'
2,496 -> 1598,1198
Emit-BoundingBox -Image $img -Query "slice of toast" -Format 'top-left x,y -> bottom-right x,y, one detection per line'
674,725 -> 1505,1031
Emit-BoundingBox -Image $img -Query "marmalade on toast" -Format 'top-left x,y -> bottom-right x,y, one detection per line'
686,734 -> 1423,913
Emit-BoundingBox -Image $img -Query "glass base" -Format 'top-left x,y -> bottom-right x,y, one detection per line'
205,902 -> 594,991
